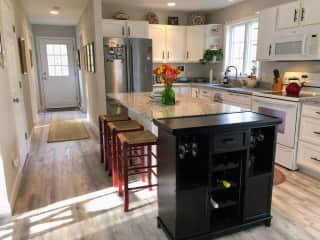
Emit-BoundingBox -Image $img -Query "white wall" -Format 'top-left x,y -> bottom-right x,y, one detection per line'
0,0 -> 37,218
79,0 -> 105,132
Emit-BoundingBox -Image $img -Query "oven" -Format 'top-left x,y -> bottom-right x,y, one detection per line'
252,96 -> 300,170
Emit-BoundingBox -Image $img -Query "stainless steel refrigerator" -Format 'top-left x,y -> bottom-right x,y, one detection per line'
104,37 -> 153,94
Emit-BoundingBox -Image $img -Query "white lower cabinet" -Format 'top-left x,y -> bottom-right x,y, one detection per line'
298,103 -> 320,179
223,92 -> 252,110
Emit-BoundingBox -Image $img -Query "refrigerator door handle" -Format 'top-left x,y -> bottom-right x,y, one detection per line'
127,43 -> 134,92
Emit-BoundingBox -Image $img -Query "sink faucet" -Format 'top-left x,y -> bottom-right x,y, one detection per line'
224,65 -> 238,83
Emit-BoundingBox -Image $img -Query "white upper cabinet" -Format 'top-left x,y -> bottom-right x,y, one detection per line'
186,26 -> 205,62
277,1 -> 300,30
149,25 -> 166,63
166,26 -> 186,63
301,0 -> 320,26
257,7 -> 277,60
102,19 -> 148,38
102,19 -> 127,37
126,21 -> 149,38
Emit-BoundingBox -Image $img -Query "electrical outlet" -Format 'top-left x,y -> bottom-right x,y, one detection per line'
12,159 -> 19,168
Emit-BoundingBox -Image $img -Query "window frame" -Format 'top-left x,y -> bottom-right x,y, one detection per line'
225,18 -> 259,77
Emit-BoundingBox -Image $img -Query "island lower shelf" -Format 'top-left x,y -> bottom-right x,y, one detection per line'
154,113 -> 280,240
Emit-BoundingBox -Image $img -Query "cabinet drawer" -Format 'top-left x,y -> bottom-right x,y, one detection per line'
298,141 -> 320,172
300,117 -> 320,145
302,104 -> 320,120
214,131 -> 246,152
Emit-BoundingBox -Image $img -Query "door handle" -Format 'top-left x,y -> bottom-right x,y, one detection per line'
13,97 -> 20,103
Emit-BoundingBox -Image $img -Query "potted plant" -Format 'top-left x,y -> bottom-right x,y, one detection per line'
154,64 -> 181,105
200,49 -> 223,64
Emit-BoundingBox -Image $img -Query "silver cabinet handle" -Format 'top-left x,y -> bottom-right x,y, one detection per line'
294,8 -> 298,22
269,44 -> 272,56
162,51 -> 165,60
127,26 -> 131,36
316,112 -> 320,115
186,51 -> 189,59
313,131 -> 320,135
167,51 -> 170,60
122,26 -> 125,36
13,97 -> 20,103
301,8 -> 305,22
311,157 -> 320,162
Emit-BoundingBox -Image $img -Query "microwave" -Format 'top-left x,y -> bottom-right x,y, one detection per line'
272,33 -> 320,60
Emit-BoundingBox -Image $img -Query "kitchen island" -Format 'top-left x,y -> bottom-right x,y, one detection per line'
107,92 -> 281,240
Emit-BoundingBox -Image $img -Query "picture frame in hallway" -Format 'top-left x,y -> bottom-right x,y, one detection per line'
86,44 -> 91,72
29,49 -> 33,67
89,42 -> 95,73
17,37 -> 27,74
0,31 -> 4,68
83,46 -> 87,71
77,49 -> 81,70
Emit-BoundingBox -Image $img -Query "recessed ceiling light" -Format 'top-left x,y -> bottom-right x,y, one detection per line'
167,2 -> 176,7
50,6 -> 60,15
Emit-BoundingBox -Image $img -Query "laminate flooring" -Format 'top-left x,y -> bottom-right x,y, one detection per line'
0,111 -> 319,240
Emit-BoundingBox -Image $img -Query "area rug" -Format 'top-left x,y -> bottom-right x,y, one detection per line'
273,168 -> 286,186
48,120 -> 89,143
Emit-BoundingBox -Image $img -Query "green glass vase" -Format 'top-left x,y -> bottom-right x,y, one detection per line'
162,84 -> 175,105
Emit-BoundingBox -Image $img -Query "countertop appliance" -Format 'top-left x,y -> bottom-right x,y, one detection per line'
104,37 -> 153,94
252,72 -> 320,170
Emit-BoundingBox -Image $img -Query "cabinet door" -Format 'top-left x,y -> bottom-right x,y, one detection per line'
149,25 -> 166,63
166,26 -> 186,63
127,20 -> 149,38
301,0 -> 320,26
186,26 -> 205,62
257,8 -> 277,60
102,19 -> 126,37
277,1 -> 301,29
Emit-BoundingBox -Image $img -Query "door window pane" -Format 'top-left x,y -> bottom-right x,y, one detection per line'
46,44 -> 69,77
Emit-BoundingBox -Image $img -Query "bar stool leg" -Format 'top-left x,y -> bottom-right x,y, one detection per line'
99,117 -> 104,164
124,144 -> 129,212
104,122 -> 109,172
140,146 -> 145,182
147,145 -> 152,191
112,130 -> 118,187
117,137 -> 123,196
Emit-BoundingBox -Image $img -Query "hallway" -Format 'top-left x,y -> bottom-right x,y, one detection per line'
0,111 -> 318,239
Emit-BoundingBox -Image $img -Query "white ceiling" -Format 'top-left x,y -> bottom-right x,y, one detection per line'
102,0 -> 244,11
21,0 -> 88,25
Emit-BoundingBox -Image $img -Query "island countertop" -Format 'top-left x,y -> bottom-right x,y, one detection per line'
107,92 -> 250,120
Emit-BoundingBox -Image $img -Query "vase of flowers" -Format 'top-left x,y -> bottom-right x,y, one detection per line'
154,64 -> 181,105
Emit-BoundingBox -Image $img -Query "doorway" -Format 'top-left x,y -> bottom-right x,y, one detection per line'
37,37 -> 79,109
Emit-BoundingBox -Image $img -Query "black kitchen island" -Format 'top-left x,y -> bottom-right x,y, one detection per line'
154,112 -> 281,240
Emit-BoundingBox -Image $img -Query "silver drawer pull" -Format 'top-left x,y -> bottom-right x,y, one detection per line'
311,157 -> 320,162
316,112 -> 320,115
313,131 -> 320,135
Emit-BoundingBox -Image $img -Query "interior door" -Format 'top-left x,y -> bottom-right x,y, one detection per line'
149,24 -> 166,63
39,38 -> 78,109
277,1 -> 301,29
301,0 -> 320,26
2,0 -> 28,165
166,26 -> 186,63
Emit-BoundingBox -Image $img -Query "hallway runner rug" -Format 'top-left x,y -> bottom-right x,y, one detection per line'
48,120 -> 89,143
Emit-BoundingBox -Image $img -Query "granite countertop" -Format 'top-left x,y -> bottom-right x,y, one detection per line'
153,83 -> 270,95
107,92 -> 250,120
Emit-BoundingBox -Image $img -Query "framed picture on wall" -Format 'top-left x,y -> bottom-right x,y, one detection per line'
18,37 -> 28,74
168,16 -> 179,25
0,31 -> 4,68
86,44 -> 91,72
83,45 -> 88,71
77,49 -> 81,69
29,49 -> 33,67
89,42 -> 95,73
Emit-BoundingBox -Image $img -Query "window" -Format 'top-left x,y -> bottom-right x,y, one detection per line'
226,19 -> 259,76
46,44 -> 69,77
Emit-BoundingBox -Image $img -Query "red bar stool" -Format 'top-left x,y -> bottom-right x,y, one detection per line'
106,120 -> 144,186
98,114 -> 129,166
117,130 -> 158,212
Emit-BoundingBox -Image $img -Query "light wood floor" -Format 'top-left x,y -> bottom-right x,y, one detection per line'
0,111 -> 319,240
